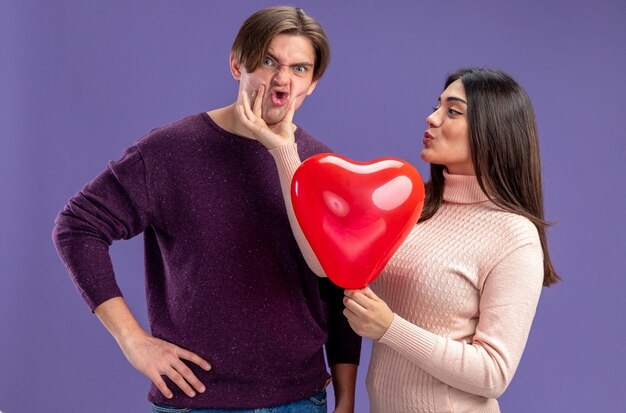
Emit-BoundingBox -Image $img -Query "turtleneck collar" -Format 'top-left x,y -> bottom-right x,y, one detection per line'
442,170 -> 489,204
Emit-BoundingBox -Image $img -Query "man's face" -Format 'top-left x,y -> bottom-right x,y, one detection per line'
232,34 -> 319,126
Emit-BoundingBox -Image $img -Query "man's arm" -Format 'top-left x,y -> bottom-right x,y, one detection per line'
52,145 -> 209,398
330,363 -> 358,413
319,277 -> 362,413
94,297 -> 210,399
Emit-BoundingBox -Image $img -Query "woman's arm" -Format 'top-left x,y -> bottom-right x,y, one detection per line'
236,86 -> 327,276
268,145 -> 326,276
378,242 -> 544,398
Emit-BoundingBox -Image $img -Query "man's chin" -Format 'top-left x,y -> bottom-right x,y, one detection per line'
262,111 -> 287,127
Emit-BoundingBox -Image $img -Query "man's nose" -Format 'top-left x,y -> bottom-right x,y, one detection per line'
272,65 -> 291,85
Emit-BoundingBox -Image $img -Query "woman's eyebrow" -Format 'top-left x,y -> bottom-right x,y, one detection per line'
445,96 -> 467,105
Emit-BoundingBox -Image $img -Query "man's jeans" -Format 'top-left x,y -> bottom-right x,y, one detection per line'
151,391 -> 327,413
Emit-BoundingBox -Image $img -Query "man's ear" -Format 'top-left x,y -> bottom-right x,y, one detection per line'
230,52 -> 242,80
306,79 -> 319,96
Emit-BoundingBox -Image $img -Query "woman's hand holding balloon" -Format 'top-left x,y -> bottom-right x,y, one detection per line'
343,287 -> 394,340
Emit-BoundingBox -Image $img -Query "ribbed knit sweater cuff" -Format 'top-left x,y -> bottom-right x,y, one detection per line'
269,143 -> 328,278
379,314 -> 439,364
269,144 -> 301,203
269,144 -> 301,183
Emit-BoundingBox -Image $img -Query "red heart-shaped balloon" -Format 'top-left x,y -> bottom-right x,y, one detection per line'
291,153 -> 424,289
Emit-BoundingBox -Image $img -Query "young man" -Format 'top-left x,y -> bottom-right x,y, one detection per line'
52,7 -> 360,412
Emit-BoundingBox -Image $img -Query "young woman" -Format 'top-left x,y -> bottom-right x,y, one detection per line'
238,67 -> 559,412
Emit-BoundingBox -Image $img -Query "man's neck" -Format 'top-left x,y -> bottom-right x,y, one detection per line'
206,104 -> 257,140
207,103 -> 298,140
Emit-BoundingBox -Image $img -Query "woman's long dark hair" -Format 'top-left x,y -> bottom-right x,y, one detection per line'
419,68 -> 560,286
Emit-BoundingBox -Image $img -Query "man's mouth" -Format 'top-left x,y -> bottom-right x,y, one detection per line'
271,90 -> 289,107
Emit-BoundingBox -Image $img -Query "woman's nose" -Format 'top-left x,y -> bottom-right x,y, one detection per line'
426,110 -> 441,127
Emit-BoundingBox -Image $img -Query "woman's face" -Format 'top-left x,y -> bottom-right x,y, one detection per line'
421,79 -> 474,175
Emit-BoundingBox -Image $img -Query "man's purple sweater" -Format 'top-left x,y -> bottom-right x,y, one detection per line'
52,113 -> 361,409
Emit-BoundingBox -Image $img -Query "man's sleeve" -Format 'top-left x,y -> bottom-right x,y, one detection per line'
52,145 -> 152,311
319,276 -> 362,366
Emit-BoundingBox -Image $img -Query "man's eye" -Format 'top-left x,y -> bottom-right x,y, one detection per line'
294,66 -> 307,73
263,58 -> 274,66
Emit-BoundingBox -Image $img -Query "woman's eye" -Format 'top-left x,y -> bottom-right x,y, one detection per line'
448,108 -> 463,115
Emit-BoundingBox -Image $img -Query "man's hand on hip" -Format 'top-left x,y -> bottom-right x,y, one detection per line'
118,330 -> 211,399
94,297 -> 211,399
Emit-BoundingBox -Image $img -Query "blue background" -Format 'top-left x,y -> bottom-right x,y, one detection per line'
2,1 -> 625,412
